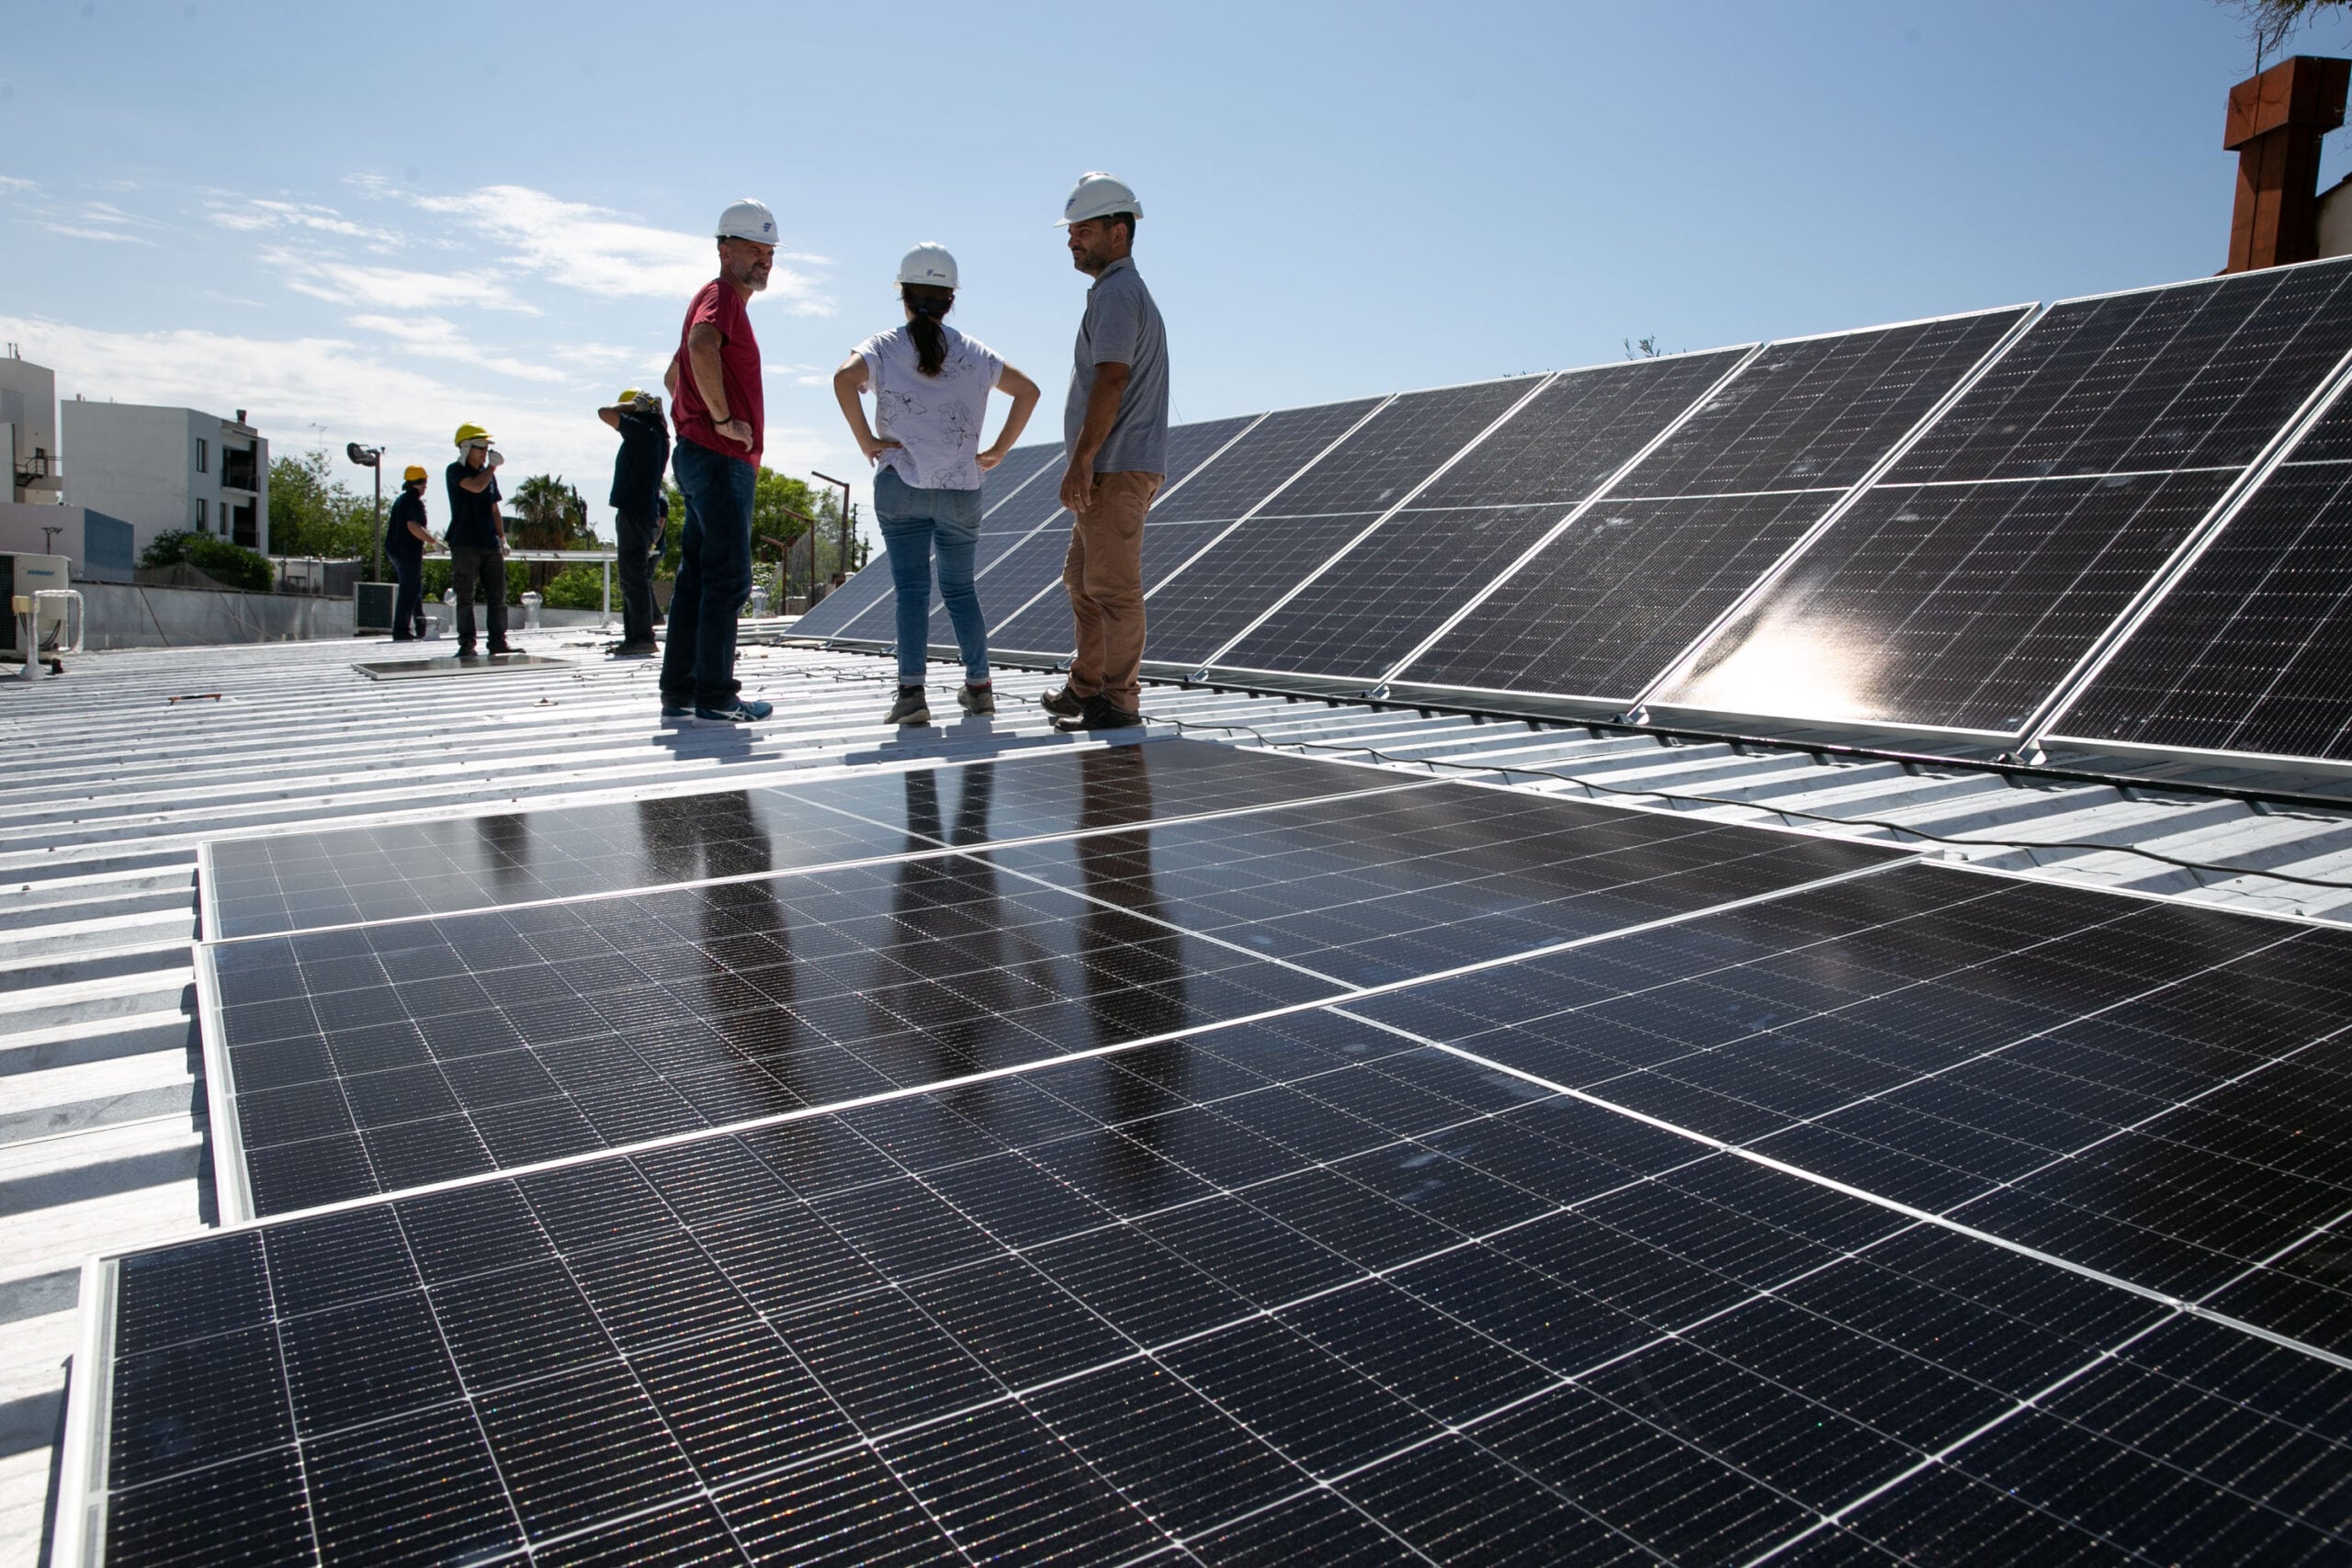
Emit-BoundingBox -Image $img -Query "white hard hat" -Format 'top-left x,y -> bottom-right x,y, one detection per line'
1058,172 -> 1142,227
896,243 -> 958,289
715,197 -> 778,245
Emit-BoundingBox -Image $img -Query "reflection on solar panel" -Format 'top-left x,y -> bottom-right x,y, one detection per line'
203,741 -> 1898,1217
1216,353 -> 1754,682
91,844 -> 2352,1564
933,414 -> 1263,651
1661,260 -> 2352,734
2053,391 -> 2352,761
1398,309 -> 2030,703
1143,379 -> 1539,666
1400,490 -> 1841,702
203,743 -> 1397,938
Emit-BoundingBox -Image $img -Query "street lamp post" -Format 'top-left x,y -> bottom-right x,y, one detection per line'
810,470 -> 854,587
346,444 -> 385,581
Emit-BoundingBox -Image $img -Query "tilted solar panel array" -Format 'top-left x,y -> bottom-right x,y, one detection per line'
1656,258 -> 2352,737
989,397 -> 1385,659
1394,307 -> 2036,704
76,737 -> 2352,1565
2048,378 -> 2352,762
785,441 -> 1064,643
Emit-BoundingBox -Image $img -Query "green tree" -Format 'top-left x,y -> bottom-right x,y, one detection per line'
504,473 -> 595,591
266,449 -> 377,558
139,529 -> 275,592
652,468 -> 850,597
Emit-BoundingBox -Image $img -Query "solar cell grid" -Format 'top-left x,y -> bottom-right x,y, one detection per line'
95,958 -> 2352,1566
1890,258 -> 2352,484
1407,350 -> 1750,509
1609,308 -> 2031,498
777,558 -> 890,641
1396,488 -> 1838,700
2054,457 -> 2352,761
206,744 -> 1901,1214
1657,469 -> 2237,732
203,740 -> 1400,938
1144,397 -> 1383,525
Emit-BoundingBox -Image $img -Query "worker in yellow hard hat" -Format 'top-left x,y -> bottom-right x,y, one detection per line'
597,388 -> 670,655
445,423 -> 511,657
386,464 -> 441,642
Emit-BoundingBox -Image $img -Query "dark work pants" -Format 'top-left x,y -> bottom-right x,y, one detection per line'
615,507 -> 662,646
661,439 -> 755,706
450,545 -> 509,653
390,552 -> 425,639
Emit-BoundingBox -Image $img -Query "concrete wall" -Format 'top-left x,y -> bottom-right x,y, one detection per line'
0,503 -> 135,581
0,356 -> 61,503
61,401 -> 269,558
73,581 -> 354,650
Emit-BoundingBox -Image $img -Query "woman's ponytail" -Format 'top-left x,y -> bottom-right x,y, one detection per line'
901,284 -> 954,376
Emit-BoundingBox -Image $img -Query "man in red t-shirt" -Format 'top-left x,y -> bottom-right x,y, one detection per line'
659,197 -> 777,723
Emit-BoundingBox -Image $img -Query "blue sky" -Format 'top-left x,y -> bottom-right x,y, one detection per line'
4,0 -> 2348,539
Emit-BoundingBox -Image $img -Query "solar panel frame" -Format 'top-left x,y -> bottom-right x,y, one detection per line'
2038,367 -> 2352,767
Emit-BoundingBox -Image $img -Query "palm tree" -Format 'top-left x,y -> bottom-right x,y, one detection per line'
504,474 -> 594,590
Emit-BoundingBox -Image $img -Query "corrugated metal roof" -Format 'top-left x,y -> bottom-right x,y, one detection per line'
5,626 -> 2348,1561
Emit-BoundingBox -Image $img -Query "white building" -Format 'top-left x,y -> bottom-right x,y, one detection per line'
0,347 -> 63,505
62,399 -> 269,557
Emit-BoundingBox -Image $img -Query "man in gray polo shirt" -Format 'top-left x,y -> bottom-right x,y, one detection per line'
1045,171 -> 1170,731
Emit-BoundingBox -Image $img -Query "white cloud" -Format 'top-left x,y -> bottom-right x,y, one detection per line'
206,196 -> 401,246
0,313 -> 628,524
346,314 -> 572,384
27,198 -> 163,246
0,175 -> 38,195
409,183 -> 832,313
264,247 -> 537,313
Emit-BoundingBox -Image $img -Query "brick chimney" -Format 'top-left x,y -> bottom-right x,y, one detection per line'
2223,54 -> 2350,272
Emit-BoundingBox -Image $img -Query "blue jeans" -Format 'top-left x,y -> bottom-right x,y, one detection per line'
876,467 -> 988,685
662,438 -> 756,706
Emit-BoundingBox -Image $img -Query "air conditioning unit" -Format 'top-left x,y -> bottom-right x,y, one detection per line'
2,552 -> 70,662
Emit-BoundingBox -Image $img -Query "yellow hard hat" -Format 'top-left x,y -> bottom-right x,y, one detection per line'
453,422 -> 491,447
401,464 -> 428,483
616,388 -> 642,405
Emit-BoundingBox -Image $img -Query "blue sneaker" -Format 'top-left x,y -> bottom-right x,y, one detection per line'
660,694 -> 693,720
695,701 -> 767,724
739,698 -> 773,720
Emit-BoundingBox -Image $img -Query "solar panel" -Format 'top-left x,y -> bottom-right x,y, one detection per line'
1661,471 -> 2238,733
1147,398 -> 1384,526
1889,260 -> 2352,483
1651,264 -> 2352,736
202,742 -> 1401,939
1395,490 -> 1841,702
1612,307 -> 2033,497
1141,379 -> 1540,666
1391,310 -> 2030,706
2051,395 -> 2352,761
1214,355 -> 1758,682
88,853 -> 2352,1566
928,414 -> 1264,652
203,743 -> 1898,1216
778,557 -> 889,641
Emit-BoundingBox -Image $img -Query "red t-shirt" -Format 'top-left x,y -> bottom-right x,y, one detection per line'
671,278 -> 763,467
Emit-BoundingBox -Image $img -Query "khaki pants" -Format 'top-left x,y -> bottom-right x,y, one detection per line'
1061,470 -> 1162,712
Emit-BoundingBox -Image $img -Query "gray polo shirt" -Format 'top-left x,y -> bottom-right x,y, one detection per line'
1065,257 -> 1170,476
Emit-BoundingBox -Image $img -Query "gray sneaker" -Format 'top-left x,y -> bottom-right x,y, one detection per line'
887,688 -> 932,726
957,683 -> 996,716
